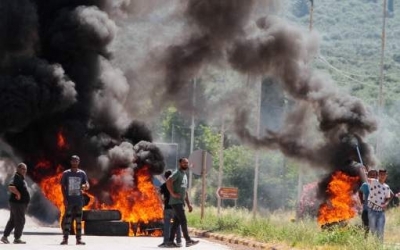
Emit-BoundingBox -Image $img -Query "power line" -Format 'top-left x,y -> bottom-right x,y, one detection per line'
316,56 -> 378,86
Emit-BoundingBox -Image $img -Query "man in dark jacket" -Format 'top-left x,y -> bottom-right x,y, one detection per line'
1,163 -> 30,244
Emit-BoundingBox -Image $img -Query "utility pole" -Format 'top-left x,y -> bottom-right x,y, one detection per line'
188,78 -> 196,193
309,0 -> 314,31
376,0 -> 387,158
252,77 -> 262,218
217,118 -> 225,215
171,124 -> 175,143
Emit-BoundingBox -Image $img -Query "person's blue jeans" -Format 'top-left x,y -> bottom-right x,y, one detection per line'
368,208 -> 385,241
163,208 -> 181,244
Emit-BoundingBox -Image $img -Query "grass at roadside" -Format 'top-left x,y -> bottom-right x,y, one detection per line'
187,207 -> 400,250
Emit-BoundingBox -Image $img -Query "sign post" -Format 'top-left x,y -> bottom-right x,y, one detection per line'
200,151 -> 207,220
189,150 -> 212,221
216,187 -> 239,200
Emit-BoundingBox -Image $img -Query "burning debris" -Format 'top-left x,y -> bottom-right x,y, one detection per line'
132,221 -> 163,236
26,138 -> 165,230
317,171 -> 359,226
320,220 -> 348,231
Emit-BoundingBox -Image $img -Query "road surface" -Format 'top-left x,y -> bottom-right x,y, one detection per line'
0,209 -> 232,250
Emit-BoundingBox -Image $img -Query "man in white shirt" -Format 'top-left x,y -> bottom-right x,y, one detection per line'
367,169 -> 391,241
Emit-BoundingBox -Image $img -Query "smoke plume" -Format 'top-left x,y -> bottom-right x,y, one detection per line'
0,0 -> 164,222
231,17 -> 378,170
137,0 -> 378,207
144,0 -> 378,170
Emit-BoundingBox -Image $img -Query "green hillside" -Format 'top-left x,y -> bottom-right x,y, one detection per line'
287,0 -> 400,105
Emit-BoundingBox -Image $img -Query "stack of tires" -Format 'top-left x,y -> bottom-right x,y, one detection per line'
83,209 -> 130,236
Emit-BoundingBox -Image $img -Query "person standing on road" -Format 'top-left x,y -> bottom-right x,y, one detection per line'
60,155 -> 89,245
165,157 -> 199,248
158,169 -> 182,247
1,163 -> 30,244
358,169 -> 377,238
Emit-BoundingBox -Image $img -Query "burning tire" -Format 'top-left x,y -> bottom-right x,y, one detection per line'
82,210 -> 122,221
84,221 -> 129,236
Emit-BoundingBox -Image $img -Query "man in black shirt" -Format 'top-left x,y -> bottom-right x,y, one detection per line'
1,163 -> 30,244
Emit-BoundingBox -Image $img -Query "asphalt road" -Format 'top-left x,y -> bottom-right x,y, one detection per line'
0,209 -> 231,250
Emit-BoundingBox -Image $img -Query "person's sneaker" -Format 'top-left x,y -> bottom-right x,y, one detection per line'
176,241 -> 182,247
158,242 -> 167,248
60,238 -> 68,245
165,242 -> 179,248
186,240 -> 199,247
76,239 -> 86,245
1,236 -> 10,244
13,239 -> 26,244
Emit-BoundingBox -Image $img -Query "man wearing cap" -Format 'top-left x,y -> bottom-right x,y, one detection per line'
60,155 -> 89,245
367,169 -> 392,241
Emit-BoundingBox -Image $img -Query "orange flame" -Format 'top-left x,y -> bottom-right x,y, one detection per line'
57,130 -> 68,149
37,159 -> 163,236
89,166 -> 164,236
318,171 -> 359,225
94,166 -> 163,222
36,162 -> 65,218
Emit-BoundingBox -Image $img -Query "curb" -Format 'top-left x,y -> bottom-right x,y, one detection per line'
188,228 -> 290,250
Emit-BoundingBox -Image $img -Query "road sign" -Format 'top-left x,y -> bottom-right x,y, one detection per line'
189,149 -> 212,175
216,187 -> 238,199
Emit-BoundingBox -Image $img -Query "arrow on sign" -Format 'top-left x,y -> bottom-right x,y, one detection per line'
216,187 -> 238,199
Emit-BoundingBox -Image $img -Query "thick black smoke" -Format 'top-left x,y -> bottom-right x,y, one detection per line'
149,1 -> 377,169
228,16 -> 378,204
0,0 -> 77,133
231,17 -> 378,170
151,0 -> 257,115
0,0 -> 164,222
